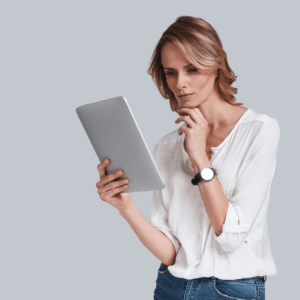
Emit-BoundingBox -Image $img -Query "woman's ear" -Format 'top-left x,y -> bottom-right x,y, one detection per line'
215,69 -> 218,79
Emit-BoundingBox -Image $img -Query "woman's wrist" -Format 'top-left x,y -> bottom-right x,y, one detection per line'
119,198 -> 135,217
190,157 -> 212,175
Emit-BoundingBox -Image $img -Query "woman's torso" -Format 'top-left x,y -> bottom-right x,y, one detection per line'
149,107 -> 279,280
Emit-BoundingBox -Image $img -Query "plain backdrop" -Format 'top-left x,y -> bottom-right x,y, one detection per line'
0,1 -> 298,299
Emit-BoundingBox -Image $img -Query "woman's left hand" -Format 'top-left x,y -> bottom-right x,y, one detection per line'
175,107 -> 208,162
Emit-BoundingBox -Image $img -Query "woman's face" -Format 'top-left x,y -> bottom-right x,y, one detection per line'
161,42 -> 218,108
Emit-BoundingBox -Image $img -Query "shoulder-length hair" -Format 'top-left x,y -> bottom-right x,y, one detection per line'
147,16 -> 244,111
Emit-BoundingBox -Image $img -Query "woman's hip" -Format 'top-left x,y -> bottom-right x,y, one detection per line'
153,262 -> 266,300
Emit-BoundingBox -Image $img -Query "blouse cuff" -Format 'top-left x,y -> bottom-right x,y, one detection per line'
214,202 -> 251,246
157,228 -> 181,254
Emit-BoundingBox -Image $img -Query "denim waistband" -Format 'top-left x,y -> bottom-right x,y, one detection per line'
211,275 -> 267,283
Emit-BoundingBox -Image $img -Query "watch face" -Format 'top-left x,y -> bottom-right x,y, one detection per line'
200,168 -> 214,180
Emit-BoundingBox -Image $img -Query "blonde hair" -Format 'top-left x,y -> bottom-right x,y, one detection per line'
147,16 -> 244,111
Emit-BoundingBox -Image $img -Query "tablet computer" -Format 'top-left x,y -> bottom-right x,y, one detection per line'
76,96 -> 165,193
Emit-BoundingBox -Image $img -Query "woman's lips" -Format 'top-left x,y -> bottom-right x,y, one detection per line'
179,93 -> 194,100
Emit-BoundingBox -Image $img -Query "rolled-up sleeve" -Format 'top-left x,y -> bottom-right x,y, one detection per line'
214,119 -> 280,252
149,140 -> 181,254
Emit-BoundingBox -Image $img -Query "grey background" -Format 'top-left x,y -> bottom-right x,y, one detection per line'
0,0 -> 298,299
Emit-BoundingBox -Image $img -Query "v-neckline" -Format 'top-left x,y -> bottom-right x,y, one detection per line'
210,108 -> 251,152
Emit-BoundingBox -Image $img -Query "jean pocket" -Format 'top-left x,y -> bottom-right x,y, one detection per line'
157,262 -> 169,276
211,277 -> 258,300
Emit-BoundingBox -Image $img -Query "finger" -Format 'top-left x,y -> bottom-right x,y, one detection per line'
177,108 -> 200,124
97,158 -> 110,179
97,168 -> 124,189
176,116 -> 195,128
178,107 -> 207,126
194,107 -> 207,123
178,125 -> 188,136
98,183 -> 129,201
98,178 -> 128,193
103,169 -> 124,186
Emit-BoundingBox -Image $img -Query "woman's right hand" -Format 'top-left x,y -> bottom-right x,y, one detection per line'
96,158 -> 132,212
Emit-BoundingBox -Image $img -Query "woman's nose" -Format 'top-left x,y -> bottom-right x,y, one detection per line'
176,72 -> 188,90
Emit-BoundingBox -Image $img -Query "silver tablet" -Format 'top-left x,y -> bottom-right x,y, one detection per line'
76,96 -> 165,193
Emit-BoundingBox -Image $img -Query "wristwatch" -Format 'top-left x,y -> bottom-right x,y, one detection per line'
191,167 -> 217,185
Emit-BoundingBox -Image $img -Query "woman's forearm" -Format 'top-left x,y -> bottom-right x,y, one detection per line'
119,199 -> 176,266
191,156 -> 229,237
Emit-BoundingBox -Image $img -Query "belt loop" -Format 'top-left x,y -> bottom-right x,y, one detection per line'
263,275 -> 267,283
211,276 -> 216,282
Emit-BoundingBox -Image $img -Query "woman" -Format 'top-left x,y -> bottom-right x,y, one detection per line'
95,16 -> 279,300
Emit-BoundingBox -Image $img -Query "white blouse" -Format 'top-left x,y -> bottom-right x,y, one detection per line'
149,108 -> 280,280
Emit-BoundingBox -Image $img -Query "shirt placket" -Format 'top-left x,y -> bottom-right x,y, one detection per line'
197,201 -> 204,260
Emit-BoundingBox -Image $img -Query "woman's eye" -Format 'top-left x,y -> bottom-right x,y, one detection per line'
166,69 -> 197,76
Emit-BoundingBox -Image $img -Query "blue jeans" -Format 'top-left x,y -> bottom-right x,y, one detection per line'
154,262 -> 266,300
